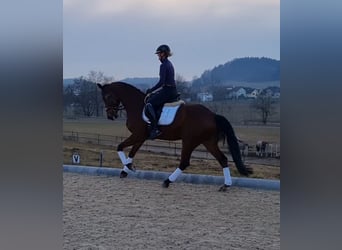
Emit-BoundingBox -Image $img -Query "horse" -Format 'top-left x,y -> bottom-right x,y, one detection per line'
237,139 -> 249,162
97,82 -> 253,191
256,140 -> 269,157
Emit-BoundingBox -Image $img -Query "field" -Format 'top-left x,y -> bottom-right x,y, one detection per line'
63,117 -> 280,180
204,99 -> 280,126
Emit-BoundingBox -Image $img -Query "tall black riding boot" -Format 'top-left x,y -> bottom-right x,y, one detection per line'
145,104 -> 161,140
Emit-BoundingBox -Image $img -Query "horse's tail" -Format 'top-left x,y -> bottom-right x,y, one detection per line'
215,114 -> 253,176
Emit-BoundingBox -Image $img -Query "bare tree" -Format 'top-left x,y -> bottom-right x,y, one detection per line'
86,71 -> 115,117
73,77 -> 98,117
87,70 -> 114,84
209,85 -> 227,101
63,71 -> 115,117
251,95 -> 275,124
63,84 -> 76,113
175,74 -> 191,100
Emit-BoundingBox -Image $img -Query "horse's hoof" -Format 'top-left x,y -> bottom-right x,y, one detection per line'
218,184 -> 231,192
126,163 -> 136,172
162,179 -> 171,188
120,171 -> 128,178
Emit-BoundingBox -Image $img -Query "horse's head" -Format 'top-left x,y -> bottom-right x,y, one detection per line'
97,83 -> 122,120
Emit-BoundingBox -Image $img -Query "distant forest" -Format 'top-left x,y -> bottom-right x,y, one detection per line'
63,57 -> 280,88
192,57 -> 280,86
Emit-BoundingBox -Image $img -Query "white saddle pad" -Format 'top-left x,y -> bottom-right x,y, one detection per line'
143,100 -> 185,125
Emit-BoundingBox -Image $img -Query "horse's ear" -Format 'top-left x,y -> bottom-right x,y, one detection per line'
97,83 -> 103,89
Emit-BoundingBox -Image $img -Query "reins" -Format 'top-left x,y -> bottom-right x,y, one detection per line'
144,94 -> 151,104
106,103 -> 125,112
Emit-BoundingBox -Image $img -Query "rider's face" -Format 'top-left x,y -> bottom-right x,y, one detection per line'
157,52 -> 165,60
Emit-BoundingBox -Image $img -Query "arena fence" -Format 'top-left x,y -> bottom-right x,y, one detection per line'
63,165 -> 280,191
63,131 -> 280,161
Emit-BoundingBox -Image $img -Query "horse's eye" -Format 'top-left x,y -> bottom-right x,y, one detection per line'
104,94 -> 109,100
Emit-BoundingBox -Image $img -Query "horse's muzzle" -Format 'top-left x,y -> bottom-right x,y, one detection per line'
107,114 -> 118,120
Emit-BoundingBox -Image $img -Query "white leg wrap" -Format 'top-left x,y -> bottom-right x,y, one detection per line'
118,151 -> 127,165
123,165 -> 132,173
169,168 -> 183,182
126,157 -> 133,164
223,167 -> 232,186
121,157 -> 133,173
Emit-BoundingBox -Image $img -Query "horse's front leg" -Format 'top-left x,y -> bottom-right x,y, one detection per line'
117,136 -> 144,178
163,140 -> 199,188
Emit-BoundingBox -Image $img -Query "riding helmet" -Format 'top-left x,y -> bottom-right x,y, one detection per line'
155,44 -> 171,55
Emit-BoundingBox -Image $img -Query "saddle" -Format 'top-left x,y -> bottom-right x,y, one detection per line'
143,100 -> 185,125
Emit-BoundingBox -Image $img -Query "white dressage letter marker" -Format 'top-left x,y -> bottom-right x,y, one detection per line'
169,168 -> 183,182
223,167 -> 232,186
72,154 -> 80,164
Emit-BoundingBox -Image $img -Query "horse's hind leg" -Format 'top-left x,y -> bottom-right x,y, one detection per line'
203,140 -> 232,191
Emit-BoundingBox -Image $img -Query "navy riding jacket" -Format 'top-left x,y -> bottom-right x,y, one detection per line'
150,58 -> 176,92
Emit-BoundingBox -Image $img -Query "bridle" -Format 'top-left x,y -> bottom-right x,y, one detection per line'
105,103 -> 125,113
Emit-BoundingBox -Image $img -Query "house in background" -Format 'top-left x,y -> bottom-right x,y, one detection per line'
227,87 -> 245,99
197,92 -> 213,102
227,87 -> 260,99
246,88 -> 261,98
260,86 -> 280,98
195,85 -> 280,101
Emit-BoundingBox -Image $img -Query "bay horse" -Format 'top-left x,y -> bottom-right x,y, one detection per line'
97,82 -> 253,191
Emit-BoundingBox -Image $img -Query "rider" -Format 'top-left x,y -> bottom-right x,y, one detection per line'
145,44 -> 178,140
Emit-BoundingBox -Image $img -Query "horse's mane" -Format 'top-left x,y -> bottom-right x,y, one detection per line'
106,81 -> 145,96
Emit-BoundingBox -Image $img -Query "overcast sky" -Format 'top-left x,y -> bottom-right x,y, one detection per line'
63,0 -> 279,81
